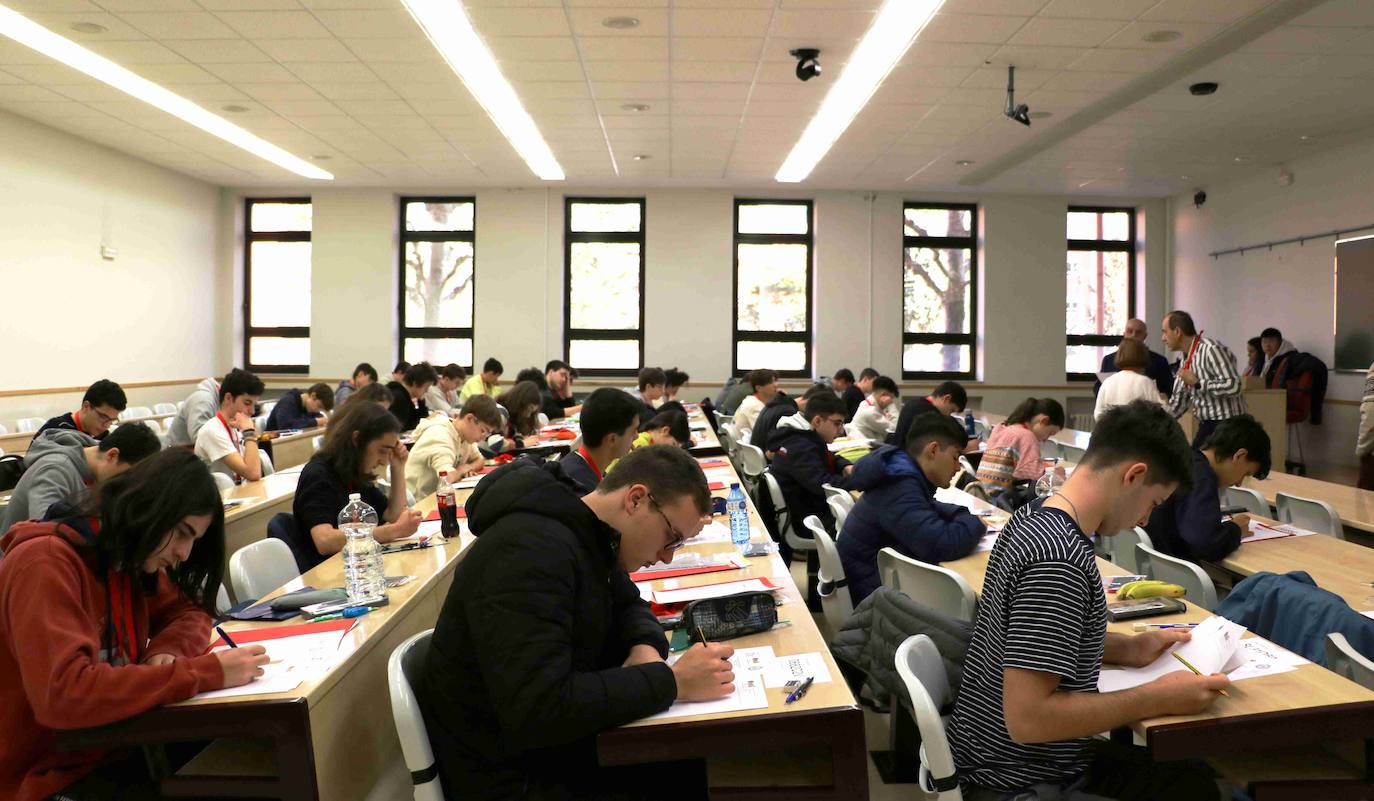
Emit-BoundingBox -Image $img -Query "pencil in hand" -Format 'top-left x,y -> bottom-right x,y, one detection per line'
1171,651 -> 1230,697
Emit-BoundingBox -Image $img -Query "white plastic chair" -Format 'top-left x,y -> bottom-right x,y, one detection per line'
153,402 -> 177,415
761,471 -> 813,557
216,584 -> 231,617
1276,492 -> 1344,539
1103,526 -> 1153,575
260,401 -> 278,417
737,442 -> 766,480
388,629 -> 446,801
826,494 -> 850,533
894,635 -> 963,800
1325,633 -> 1374,691
822,484 -> 854,517
1058,443 -> 1085,463
1224,486 -> 1270,517
253,414 -> 269,432
119,406 -> 152,421
718,428 -> 738,462
877,547 -> 978,622
802,515 -> 852,636
211,473 -> 236,493
0,423 -> 7,434
15,417 -> 43,433
312,435 -> 325,452
1135,543 -> 1217,610
228,539 -> 300,602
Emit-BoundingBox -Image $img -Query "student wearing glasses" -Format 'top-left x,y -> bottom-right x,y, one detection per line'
766,392 -> 856,534
419,446 -> 735,800
36,379 -> 128,442
405,395 -> 504,499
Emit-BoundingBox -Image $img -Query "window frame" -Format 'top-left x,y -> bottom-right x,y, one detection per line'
562,196 -> 647,378
243,196 -> 311,375
902,201 -> 978,381
731,198 -> 814,379
1065,205 -> 1137,382
397,195 -> 477,370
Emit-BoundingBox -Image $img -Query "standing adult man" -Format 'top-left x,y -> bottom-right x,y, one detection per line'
1162,310 -> 1247,448
1094,318 -> 1172,398
1358,360 -> 1373,491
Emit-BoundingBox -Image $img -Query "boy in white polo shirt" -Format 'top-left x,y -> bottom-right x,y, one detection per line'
194,370 -> 269,484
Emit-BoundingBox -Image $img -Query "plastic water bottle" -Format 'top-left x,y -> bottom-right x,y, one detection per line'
338,493 -> 386,604
1035,464 -> 1065,499
727,483 -> 750,549
964,412 -> 976,437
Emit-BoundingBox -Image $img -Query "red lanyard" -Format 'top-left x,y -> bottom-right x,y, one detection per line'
107,571 -> 140,665
1183,331 -> 1205,371
217,412 -> 240,450
578,445 -> 603,482
74,410 -> 87,434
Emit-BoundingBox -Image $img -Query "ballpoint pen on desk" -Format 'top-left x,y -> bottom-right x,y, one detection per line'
1171,652 -> 1230,697
1133,623 -> 1198,631
312,607 -> 373,623
785,676 -> 814,704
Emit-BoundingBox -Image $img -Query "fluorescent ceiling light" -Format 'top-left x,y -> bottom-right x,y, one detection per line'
775,0 -> 944,183
0,4 -> 332,181
402,0 -> 564,181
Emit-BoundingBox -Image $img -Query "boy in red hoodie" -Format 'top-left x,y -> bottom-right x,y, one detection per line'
0,450 -> 267,801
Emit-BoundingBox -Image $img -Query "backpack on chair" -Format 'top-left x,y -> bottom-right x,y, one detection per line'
0,455 -> 26,493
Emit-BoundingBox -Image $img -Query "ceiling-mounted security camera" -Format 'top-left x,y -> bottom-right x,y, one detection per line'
1005,65 -> 1031,127
790,48 -> 821,81
1194,190 -> 1207,208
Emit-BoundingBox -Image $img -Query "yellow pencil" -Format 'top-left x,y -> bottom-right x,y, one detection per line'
1171,651 -> 1230,697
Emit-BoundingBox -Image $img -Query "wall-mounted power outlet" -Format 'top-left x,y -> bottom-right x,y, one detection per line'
101,245 -> 118,260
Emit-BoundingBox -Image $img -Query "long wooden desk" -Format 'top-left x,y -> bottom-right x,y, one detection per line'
1245,471 -> 1374,536
262,428 -> 322,471
222,471 -> 301,602
1214,521 -> 1374,613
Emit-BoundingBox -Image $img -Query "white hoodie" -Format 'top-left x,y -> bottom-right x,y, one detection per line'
1260,339 -> 1296,381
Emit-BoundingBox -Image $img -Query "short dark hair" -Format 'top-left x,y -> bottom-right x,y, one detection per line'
642,409 -> 691,446
931,381 -> 968,411
348,383 -> 392,407
515,367 -> 545,386
749,369 -> 777,390
459,394 -> 503,428
482,357 -> 503,375
1165,310 -> 1196,336
439,363 -> 467,381
99,421 -> 161,464
802,384 -> 832,401
545,359 -> 571,374
580,387 -> 642,447
495,381 -> 543,435
219,368 -> 264,402
317,399 -> 402,486
871,376 -> 899,396
597,444 -> 711,515
353,363 -> 379,382
393,361 -> 411,375
859,367 -> 880,381
803,392 -> 847,422
404,362 -> 439,387
1260,327 -> 1282,341
1202,414 -> 1271,480
664,367 -> 689,389
833,368 -> 855,383
306,382 -> 335,411
905,412 -> 968,455
83,379 -> 127,412
1006,397 -> 1065,428
1115,338 -> 1149,371
1080,400 -> 1192,490
639,367 -> 667,390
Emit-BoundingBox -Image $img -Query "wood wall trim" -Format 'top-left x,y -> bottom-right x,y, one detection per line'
0,378 -> 204,399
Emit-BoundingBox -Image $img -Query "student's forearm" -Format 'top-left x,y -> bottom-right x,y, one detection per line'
243,442 -> 263,481
1007,683 -> 1165,743
310,524 -> 345,556
1102,632 -> 1137,665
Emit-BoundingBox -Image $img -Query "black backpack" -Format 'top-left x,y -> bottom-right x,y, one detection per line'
0,454 -> 26,493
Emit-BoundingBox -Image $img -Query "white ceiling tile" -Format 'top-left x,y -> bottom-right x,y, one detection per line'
1008,17 -> 1125,47
986,44 -> 1087,69
464,7 -> 572,37
26,11 -> 149,39
369,61 -> 451,83
203,62 -> 300,82
0,40 -> 59,64
1139,0 -> 1273,25
1037,0 -> 1155,20
339,37 -> 435,62
310,9 -> 421,39
217,11 -> 334,39
392,82 -> 473,101
671,8 -> 771,38
585,60 -> 667,81
921,13 -> 1028,45
163,39 -> 273,63
1101,21 -> 1225,50
196,0 -> 302,8
163,82 -> 249,101
285,61 -> 377,82
0,84 -> 73,101
672,81 -> 750,100
237,81 -> 323,100
261,98 -> 342,116
1,62 -> 89,83
577,36 -> 666,61
82,39 -> 187,63
3,0 -> 100,10
1239,26 -> 1366,54
308,80 -> 399,100
118,11 -> 239,39
485,36 -> 582,61
591,80 -> 667,98
332,98 -> 412,115
254,38 -> 359,62
771,9 -> 873,38
501,61 -> 586,81
959,65 -> 1050,89
0,69 -> 24,84
902,41 -> 1000,67
94,0 -> 200,8
567,7 -> 668,36
1066,47 -> 1175,73
131,62 -> 221,83
673,37 -> 763,63
938,0 -> 1048,16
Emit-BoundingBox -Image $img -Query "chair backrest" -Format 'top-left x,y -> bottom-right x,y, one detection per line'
260,401 -> 278,417
822,484 -> 855,515
0,423 -> 7,434
253,414 -> 269,432
1275,492 -> 1344,539
1224,486 -> 1270,517
826,494 -> 850,533
228,538 -> 301,602
153,402 -> 177,415
1059,443 -> 1085,463
894,635 -> 962,800
1136,543 -> 1217,610
15,417 -> 43,433
211,472 -> 236,493
876,547 -> 978,622
802,515 -> 852,635
1102,526 -> 1152,575
761,471 -> 812,552
737,442 -> 766,478
387,629 -> 445,801
216,583 -> 231,617
119,406 -> 153,421
1325,633 -> 1374,691
718,428 -> 738,460
312,435 -> 325,452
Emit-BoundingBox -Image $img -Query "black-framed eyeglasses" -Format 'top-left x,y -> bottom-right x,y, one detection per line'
648,493 -> 686,552
90,408 -> 119,426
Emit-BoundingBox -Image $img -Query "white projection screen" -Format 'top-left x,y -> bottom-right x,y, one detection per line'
1335,235 -> 1374,371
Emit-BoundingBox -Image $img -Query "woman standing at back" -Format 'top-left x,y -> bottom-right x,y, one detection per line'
1095,338 -> 1165,420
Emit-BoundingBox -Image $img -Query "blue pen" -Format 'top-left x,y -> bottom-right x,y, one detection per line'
215,626 -> 238,648
785,676 -> 814,704
1132,622 -> 1197,631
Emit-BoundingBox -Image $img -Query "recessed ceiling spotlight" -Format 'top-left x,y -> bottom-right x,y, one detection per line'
620,102 -> 650,112
221,104 -> 249,113
1189,81 -> 1219,96
954,159 -> 974,166
1299,134 -> 1313,142
1180,174 -> 1191,180
602,16 -> 640,30
1142,29 -> 1181,43
69,22 -> 106,34
1028,110 -> 1052,119
632,154 -> 651,161
1233,155 -> 1252,163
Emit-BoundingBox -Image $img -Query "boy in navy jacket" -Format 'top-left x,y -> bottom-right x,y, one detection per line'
766,392 -> 855,533
265,383 -> 334,432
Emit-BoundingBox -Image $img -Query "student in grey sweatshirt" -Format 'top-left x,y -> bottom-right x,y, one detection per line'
0,423 -> 162,537
166,376 -> 221,447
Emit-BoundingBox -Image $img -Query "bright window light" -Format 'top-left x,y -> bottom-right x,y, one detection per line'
0,4 -> 332,181
401,0 -> 564,181
775,0 -> 944,183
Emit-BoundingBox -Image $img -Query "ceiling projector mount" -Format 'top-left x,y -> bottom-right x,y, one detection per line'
1005,65 -> 1030,127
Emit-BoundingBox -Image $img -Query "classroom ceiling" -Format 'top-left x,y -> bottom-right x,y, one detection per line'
2,0 -> 1374,196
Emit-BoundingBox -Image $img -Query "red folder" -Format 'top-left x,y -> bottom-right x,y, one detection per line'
629,561 -> 742,583
210,618 -> 354,648
698,459 -> 729,469
708,481 -> 726,491
423,507 -> 467,522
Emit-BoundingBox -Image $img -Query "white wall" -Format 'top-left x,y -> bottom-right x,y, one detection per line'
1171,136 -> 1374,470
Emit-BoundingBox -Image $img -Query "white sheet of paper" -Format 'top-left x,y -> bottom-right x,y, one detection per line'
652,578 -> 777,605
196,628 -> 350,700
975,533 -> 999,553
1363,610 -> 1374,621
1226,636 -> 1307,682
1097,616 -> 1247,693
1243,520 -> 1318,542
642,648 -> 770,721
687,521 -> 734,544
760,651 -> 833,689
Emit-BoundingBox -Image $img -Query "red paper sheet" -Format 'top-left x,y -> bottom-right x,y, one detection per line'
423,507 -> 467,522
210,618 -> 354,648
629,561 -> 741,583
698,459 -> 729,469
708,481 -> 726,491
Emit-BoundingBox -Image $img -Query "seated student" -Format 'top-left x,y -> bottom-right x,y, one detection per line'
632,367 -> 666,417
664,367 -> 690,403
849,375 -> 901,441
831,368 -> 861,421
334,362 -> 378,407
425,363 -> 468,417
1241,337 -> 1264,378
265,382 -> 334,431
167,371 -> 232,447
749,390 -> 800,453
391,361 -> 411,384
460,357 -> 503,403
1259,327 -> 1297,387
983,397 -> 1065,480
719,372 -> 754,415
767,392 -> 856,533
1361,360 -> 1374,491
0,423 -> 161,537
1145,414 -> 1271,563
387,362 -> 439,432
606,409 -> 693,474
36,379 -> 127,442
732,368 -> 778,434
0,449 -> 270,801
494,381 -> 543,449
418,446 -> 734,801
559,387 -> 642,494
1095,338 -> 1164,421
346,382 -> 392,409
838,413 -> 984,605
950,401 -> 1226,801
290,401 -> 423,573
194,370 -> 269,484
888,380 -> 968,448
406,396 -> 502,499
540,359 -> 582,420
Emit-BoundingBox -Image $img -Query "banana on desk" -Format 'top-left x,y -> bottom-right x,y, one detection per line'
1116,580 -> 1187,599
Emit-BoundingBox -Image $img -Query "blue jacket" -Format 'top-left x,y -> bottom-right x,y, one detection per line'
1144,450 -> 1241,563
837,445 -> 985,606
766,413 -> 853,533
265,388 -> 321,432
1217,571 -> 1374,667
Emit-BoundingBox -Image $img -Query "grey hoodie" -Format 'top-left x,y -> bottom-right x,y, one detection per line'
167,377 -> 220,447
0,428 -> 96,536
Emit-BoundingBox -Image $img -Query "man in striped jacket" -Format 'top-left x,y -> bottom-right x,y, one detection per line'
1358,361 -> 1373,491
1161,310 -> 1248,447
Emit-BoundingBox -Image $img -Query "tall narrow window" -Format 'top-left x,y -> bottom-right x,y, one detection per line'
733,199 -> 812,377
1066,207 -> 1135,380
564,197 -> 645,376
244,198 -> 311,374
903,203 -> 977,379
399,197 -> 475,368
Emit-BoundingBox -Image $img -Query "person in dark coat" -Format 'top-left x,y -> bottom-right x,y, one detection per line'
387,362 -> 438,431
1094,318 -> 1173,398
1144,414 -> 1270,563
766,392 -> 855,533
264,383 -> 333,431
839,413 -> 986,606
887,381 -> 968,448
417,446 -> 735,801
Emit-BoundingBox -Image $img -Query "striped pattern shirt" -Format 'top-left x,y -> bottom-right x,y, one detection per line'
949,505 -> 1106,793
1167,335 -> 1247,422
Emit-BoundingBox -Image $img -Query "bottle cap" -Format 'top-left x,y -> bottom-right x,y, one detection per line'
348,492 -> 361,500
731,482 -> 740,490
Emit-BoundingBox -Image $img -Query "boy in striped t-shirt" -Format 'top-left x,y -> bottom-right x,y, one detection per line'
949,401 -> 1229,801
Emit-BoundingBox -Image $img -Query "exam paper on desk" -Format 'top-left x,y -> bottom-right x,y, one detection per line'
1097,617 -> 1304,692
640,648 -> 770,721
196,628 -> 352,700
